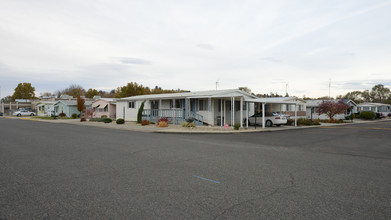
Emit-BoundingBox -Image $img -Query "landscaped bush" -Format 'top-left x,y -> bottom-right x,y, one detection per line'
80,117 -> 86,122
286,119 -> 294,126
182,121 -> 196,127
297,118 -> 320,126
101,115 -> 108,118
59,112 -> 66,117
157,117 -> 169,123
322,119 -> 344,123
185,117 -> 195,123
90,118 -> 105,122
141,120 -> 150,126
116,118 -> 125,124
345,115 -> 354,120
103,118 -> 112,123
158,121 -> 168,127
234,123 -> 240,130
359,111 -> 375,120
71,113 -> 78,119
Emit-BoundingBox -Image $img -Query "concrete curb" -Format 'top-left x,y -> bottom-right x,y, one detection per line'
2,116 -> 390,134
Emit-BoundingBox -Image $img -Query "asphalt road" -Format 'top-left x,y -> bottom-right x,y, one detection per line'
0,118 -> 390,219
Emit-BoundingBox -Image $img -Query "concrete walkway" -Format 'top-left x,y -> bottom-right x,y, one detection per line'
2,116 -> 390,134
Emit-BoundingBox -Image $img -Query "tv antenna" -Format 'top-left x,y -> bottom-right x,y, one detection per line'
285,82 -> 289,96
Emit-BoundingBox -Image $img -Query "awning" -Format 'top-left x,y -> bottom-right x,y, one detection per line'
98,104 -> 108,109
92,103 -> 100,108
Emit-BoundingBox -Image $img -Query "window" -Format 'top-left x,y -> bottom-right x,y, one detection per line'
170,100 -> 182,109
128,101 -> 135,108
199,99 -> 208,111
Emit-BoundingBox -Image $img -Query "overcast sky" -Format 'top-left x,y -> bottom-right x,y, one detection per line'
1,0 -> 391,98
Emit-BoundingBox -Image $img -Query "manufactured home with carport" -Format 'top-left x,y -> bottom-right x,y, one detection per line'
116,89 -> 305,128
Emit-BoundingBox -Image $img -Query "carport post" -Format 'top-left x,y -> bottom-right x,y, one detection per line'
240,97 -> 243,128
220,99 -> 223,127
294,104 -> 297,127
246,102 -> 249,128
223,100 -> 226,125
262,103 -> 265,129
231,97 -> 234,127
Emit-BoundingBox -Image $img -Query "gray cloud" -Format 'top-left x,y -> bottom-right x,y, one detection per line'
261,57 -> 281,62
334,79 -> 391,90
112,57 -> 152,65
197,44 -> 214,50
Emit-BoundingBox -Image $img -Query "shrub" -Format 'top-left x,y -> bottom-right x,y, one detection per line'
297,118 -> 320,126
286,119 -> 294,126
137,101 -> 145,123
234,123 -> 240,130
141,120 -> 150,126
71,113 -> 78,119
149,121 -> 155,125
158,117 -> 169,122
101,115 -> 108,118
103,118 -> 112,123
185,117 -> 195,123
90,118 -> 105,122
80,117 -> 86,122
345,115 -> 353,120
158,121 -> 168,127
59,112 -> 66,117
359,111 -> 375,120
182,122 -> 196,127
116,118 -> 125,124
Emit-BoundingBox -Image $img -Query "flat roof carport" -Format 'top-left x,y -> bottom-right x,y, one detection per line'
243,98 -> 301,128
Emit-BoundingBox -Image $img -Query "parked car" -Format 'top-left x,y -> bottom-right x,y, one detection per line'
388,113 -> 391,117
245,112 -> 288,127
273,112 -> 291,119
13,110 -> 35,116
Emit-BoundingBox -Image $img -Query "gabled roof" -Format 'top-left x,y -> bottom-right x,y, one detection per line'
36,101 -> 56,106
54,100 -> 93,106
357,102 -> 391,107
118,89 -> 258,101
305,99 -> 357,107
92,98 -> 117,104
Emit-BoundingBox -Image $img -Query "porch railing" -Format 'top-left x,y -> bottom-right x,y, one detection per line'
142,109 -> 185,124
188,111 -> 204,125
142,109 -> 204,125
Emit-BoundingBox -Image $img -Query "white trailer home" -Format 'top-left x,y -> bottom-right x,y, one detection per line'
116,89 -> 304,128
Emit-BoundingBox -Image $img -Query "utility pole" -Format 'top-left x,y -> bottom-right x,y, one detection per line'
329,79 -> 331,99
215,80 -> 219,90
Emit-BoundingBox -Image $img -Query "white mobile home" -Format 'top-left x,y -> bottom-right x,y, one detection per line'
116,89 -> 305,128
357,102 -> 391,116
305,99 -> 357,120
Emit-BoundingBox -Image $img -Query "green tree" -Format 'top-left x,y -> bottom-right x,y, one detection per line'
62,84 -> 85,98
370,84 -> 390,103
339,91 -> 363,103
12,83 -> 35,100
238,87 -> 252,94
1,95 -> 14,102
85,88 -> 99,98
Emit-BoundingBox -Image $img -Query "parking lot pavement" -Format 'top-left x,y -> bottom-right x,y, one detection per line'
0,118 -> 390,219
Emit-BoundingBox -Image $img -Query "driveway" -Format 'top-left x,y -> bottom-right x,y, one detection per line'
0,118 -> 390,219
